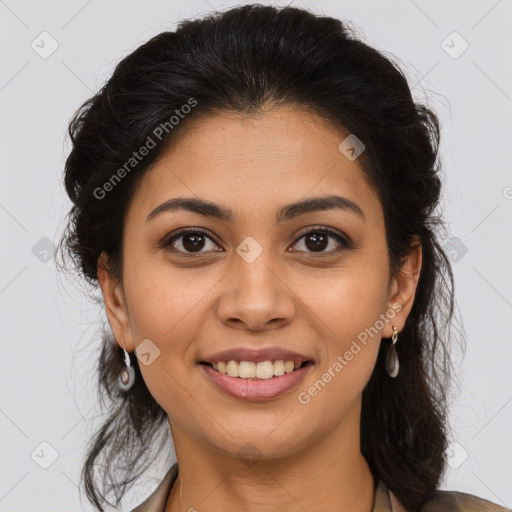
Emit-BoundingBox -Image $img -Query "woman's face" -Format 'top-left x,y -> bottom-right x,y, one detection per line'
99,106 -> 420,461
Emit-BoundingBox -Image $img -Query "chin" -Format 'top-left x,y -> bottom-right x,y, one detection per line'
205,429 -> 310,463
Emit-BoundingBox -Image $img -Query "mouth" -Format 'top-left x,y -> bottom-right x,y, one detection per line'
198,358 -> 315,401
198,359 -> 315,380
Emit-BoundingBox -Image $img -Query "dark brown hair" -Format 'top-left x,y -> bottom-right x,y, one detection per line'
58,4 -> 462,511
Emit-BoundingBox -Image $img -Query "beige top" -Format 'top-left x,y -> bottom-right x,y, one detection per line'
130,463 -> 510,512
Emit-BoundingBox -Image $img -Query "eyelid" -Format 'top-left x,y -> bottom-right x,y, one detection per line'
160,225 -> 352,256
159,227 -> 222,254
290,225 -> 352,255
293,225 -> 351,245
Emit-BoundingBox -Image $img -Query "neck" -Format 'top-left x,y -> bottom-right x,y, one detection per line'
165,402 -> 375,512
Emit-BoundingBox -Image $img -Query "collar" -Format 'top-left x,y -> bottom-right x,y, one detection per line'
130,463 -> 405,512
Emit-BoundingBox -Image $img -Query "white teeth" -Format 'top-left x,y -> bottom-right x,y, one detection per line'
210,359 -> 306,379
273,360 -> 285,376
226,360 -> 238,377
256,361 -> 274,379
284,361 -> 295,374
238,361 -> 256,378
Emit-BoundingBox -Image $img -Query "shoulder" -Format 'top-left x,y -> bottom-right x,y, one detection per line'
418,489 -> 510,512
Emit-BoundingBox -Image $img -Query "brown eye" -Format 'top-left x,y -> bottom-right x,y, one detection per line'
162,229 -> 222,255
290,228 -> 350,255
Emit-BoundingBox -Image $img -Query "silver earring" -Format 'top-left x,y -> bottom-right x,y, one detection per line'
118,343 -> 136,391
385,326 -> 400,378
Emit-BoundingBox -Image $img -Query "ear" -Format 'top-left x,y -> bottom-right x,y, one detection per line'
382,236 -> 422,338
97,251 -> 135,351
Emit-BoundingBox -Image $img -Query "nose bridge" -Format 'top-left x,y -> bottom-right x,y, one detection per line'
216,240 -> 295,330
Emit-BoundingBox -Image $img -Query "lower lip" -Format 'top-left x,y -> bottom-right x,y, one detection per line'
199,363 -> 313,401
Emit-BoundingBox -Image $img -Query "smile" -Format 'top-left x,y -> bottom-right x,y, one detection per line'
199,360 -> 314,401
200,359 -> 313,379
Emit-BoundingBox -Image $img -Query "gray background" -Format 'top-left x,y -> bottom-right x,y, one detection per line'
1,0 -> 511,510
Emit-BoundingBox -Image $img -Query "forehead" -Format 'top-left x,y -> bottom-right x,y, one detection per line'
127,107 -> 383,228
160,106 -> 359,175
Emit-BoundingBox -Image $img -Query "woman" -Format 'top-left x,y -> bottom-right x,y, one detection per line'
59,4 -> 509,512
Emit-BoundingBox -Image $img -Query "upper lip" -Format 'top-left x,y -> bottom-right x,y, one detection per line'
199,347 -> 314,364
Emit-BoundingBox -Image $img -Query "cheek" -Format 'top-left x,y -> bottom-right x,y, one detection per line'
121,258 -> 227,394
301,261 -> 389,341
299,259 -> 388,387
295,280 -> 383,422
123,257 -> 219,342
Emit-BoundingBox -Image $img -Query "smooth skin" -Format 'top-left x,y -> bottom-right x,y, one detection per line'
98,106 -> 422,512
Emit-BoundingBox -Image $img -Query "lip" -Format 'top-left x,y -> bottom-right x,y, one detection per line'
199,347 -> 314,365
199,361 -> 314,401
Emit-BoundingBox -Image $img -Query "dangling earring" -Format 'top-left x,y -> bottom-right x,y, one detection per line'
385,326 -> 400,378
118,342 -> 136,391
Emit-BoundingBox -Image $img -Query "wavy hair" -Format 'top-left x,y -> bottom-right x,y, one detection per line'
58,4 -> 462,511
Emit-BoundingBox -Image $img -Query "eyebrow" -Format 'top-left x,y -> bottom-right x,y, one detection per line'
146,194 -> 365,224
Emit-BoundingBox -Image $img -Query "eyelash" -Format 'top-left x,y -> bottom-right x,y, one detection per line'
160,226 -> 352,258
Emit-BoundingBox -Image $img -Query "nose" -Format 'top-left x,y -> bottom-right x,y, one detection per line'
216,252 -> 296,332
